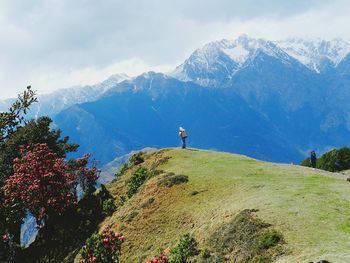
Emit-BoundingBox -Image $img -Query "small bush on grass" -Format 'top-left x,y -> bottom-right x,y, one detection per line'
148,252 -> 168,263
80,225 -> 124,263
127,167 -> 150,198
169,233 -> 198,263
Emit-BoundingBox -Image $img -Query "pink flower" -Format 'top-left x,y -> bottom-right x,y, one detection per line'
2,234 -> 9,242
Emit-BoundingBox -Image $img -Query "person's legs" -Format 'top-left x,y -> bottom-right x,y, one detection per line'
182,138 -> 186,148
311,159 -> 316,168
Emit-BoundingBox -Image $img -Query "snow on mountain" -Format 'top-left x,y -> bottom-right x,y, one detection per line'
0,73 -> 130,117
277,38 -> 350,73
171,34 -> 297,86
222,45 -> 249,64
172,35 -> 350,83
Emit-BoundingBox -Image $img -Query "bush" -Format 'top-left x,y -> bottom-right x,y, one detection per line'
102,199 -> 116,216
80,225 -> 124,263
129,152 -> 144,166
127,168 -> 149,198
317,147 -> 350,172
2,143 -> 99,224
169,233 -> 198,263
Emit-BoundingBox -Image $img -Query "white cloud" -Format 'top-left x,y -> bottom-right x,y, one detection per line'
0,0 -> 350,98
36,58 -> 173,95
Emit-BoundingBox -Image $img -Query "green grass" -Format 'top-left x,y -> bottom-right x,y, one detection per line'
103,148 -> 350,262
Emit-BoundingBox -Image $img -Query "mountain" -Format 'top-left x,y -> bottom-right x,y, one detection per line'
53,36 -> 350,166
172,34 -> 297,87
277,38 -> 350,73
0,73 -> 129,117
170,35 -> 350,155
172,34 -> 350,83
4,35 -> 350,166
20,148 -> 350,262
55,71 -> 303,165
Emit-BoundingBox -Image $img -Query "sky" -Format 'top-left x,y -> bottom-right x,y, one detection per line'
1,0 -> 350,99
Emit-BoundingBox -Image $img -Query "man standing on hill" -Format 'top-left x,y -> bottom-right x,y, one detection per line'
310,150 -> 317,168
179,127 -> 188,149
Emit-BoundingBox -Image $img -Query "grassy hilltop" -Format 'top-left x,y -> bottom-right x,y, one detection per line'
96,148 -> 350,262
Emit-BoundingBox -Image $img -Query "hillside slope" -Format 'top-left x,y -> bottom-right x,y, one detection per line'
100,148 -> 350,262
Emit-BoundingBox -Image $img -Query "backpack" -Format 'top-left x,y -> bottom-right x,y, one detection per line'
181,130 -> 188,138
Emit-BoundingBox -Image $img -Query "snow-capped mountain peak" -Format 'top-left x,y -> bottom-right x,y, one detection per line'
171,34 -> 293,85
276,38 -> 350,72
172,35 -> 350,84
190,34 -> 289,66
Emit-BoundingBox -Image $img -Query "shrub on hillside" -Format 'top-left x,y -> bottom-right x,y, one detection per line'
129,152 -> 144,166
80,225 -> 124,263
169,233 -> 198,263
149,252 -> 168,263
16,192 -> 108,262
2,143 -> 99,225
127,167 -> 150,198
317,147 -> 350,172
102,198 -> 116,216
0,87 -> 78,246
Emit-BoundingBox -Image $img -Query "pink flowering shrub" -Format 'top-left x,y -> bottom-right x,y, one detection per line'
148,252 -> 168,263
2,143 -> 99,223
80,225 -> 124,263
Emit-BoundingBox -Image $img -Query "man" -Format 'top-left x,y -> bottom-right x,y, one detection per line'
179,127 -> 188,149
310,150 -> 317,168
